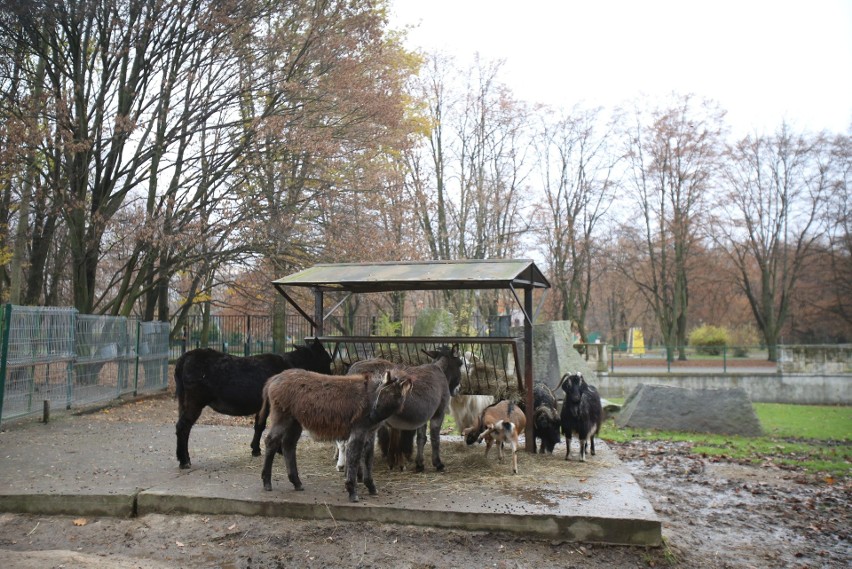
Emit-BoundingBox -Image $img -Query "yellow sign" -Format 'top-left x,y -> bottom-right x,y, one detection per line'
630,327 -> 645,355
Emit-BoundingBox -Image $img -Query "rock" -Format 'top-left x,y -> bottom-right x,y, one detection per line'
600,398 -> 622,421
527,321 -> 598,390
615,383 -> 763,436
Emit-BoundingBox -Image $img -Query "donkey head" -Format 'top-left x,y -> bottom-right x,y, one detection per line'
288,338 -> 332,374
422,343 -> 463,396
368,372 -> 412,424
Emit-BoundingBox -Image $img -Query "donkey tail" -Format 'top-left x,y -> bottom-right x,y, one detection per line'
258,383 -> 271,430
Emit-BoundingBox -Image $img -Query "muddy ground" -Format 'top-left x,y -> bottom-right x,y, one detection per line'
0,393 -> 849,569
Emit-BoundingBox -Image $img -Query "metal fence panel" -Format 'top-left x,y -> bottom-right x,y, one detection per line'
134,321 -> 170,393
0,305 -> 170,425
0,306 -> 75,420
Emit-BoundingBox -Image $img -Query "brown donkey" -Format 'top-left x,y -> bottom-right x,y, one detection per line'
261,369 -> 411,502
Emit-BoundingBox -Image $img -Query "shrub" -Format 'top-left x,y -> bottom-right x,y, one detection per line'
373,314 -> 402,336
689,325 -> 729,356
729,324 -> 761,357
413,308 -> 455,336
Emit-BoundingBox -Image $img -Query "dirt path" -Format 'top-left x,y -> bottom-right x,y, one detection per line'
0,393 -> 848,568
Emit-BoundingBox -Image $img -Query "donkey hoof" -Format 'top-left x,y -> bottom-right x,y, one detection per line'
365,481 -> 377,495
263,482 -> 272,491
415,464 -> 425,473
179,462 -> 191,470
435,463 -> 445,472
251,449 -> 261,457
348,494 -> 360,503
294,485 -> 304,491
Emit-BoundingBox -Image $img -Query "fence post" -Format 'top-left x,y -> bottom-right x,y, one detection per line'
0,303 -> 12,424
245,315 -> 251,356
134,319 -> 141,395
67,309 -> 76,410
723,346 -> 727,373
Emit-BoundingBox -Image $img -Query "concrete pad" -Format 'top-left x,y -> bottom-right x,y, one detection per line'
0,417 -> 660,546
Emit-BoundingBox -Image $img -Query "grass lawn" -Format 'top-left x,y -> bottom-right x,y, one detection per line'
600,402 -> 851,478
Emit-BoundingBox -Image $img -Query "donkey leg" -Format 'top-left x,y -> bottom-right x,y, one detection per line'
361,432 -> 378,496
282,422 -> 304,491
262,423 -> 285,491
335,439 -> 347,472
250,408 -> 268,457
344,433 -> 365,502
175,402 -> 204,469
414,425 -> 427,472
564,432 -> 572,461
429,414 -> 445,471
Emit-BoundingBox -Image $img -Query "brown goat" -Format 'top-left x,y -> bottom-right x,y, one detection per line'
462,400 -> 526,474
261,369 -> 411,502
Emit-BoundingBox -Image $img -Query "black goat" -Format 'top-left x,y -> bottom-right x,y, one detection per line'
532,382 -> 560,454
558,372 -> 602,461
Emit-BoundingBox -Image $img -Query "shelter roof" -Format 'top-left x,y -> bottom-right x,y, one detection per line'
272,259 -> 550,293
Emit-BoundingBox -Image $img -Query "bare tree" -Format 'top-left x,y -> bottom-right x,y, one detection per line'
1,0 -> 413,325
534,105 -> 617,340
716,124 -> 835,359
618,94 -> 725,360
404,54 -> 533,331
823,132 -> 852,332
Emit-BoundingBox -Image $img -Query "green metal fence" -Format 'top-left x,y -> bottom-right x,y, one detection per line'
0,304 -> 170,425
609,344 -> 779,373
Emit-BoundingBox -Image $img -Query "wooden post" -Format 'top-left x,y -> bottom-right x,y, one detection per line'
313,288 -> 324,338
42,400 -> 50,423
524,285 -> 535,453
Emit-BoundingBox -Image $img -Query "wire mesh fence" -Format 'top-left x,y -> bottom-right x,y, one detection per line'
0,305 -> 170,425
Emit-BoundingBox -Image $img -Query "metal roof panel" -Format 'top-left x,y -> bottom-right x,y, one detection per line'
272,259 -> 550,292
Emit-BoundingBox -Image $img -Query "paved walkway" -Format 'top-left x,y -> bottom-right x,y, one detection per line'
0,411 -> 661,546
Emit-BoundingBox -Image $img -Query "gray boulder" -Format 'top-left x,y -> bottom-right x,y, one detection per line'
615,384 -> 763,436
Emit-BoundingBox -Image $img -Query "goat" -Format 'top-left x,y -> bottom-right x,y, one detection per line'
449,394 -> 495,434
531,382 -> 560,454
558,371 -> 603,462
261,369 -> 411,502
462,400 -> 526,474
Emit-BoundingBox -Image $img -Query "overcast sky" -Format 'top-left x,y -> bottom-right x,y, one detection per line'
388,0 -> 852,136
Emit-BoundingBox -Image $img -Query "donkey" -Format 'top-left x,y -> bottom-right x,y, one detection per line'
174,338 -> 331,469
334,358 -> 402,471
376,344 -> 463,472
261,369 -> 412,502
